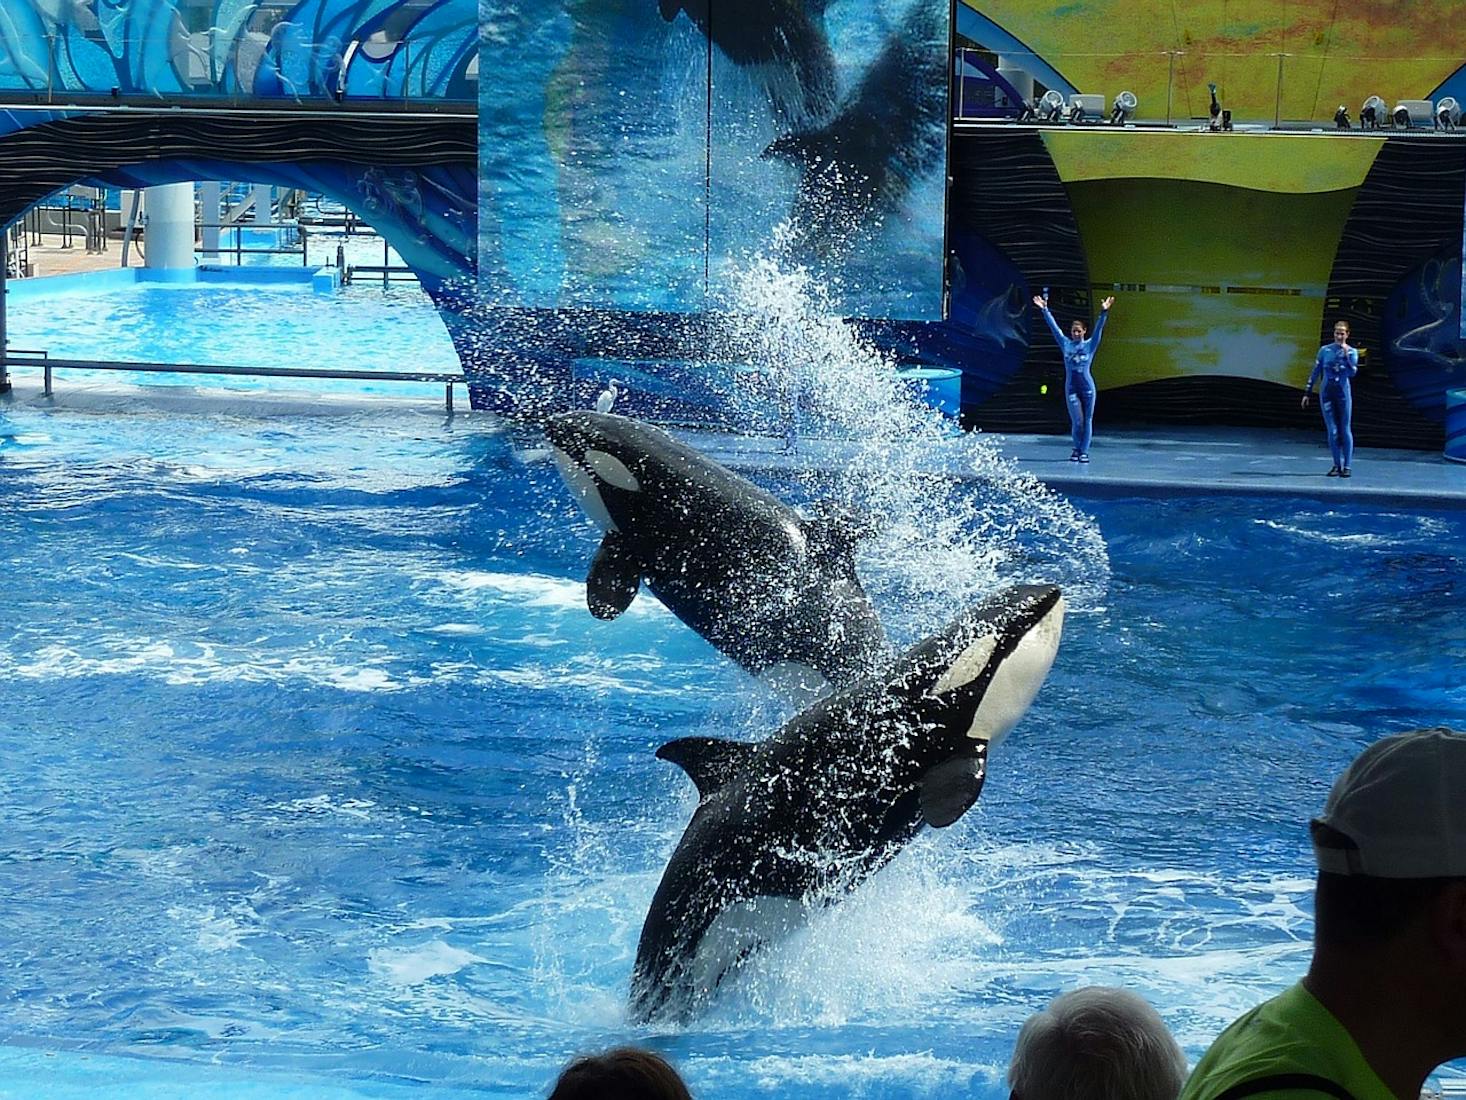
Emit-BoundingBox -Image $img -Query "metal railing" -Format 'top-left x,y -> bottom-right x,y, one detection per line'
197,221 -> 310,266
0,352 -> 467,412
950,46 -> 1466,129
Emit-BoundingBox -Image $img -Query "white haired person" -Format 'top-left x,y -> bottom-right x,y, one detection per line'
1181,728 -> 1466,1100
1009,986 -> 1188,1100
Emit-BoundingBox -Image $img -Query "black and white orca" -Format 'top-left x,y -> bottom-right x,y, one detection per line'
628,583 -> 1065,1023
544,410 -> 887,700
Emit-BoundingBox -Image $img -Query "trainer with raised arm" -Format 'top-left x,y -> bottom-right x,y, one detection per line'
1032,292 -> 1114,464
1180,727 -> 1466,1100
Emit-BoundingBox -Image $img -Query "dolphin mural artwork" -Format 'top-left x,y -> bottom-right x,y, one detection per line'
543,409 -> 887,699
628,583 -> 1066,1022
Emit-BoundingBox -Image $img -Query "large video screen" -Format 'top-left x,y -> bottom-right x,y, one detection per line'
476,0 -> 950,321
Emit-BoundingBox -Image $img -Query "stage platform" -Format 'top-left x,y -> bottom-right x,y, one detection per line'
681,426 -> 1466,509
3,375 -> 1460,507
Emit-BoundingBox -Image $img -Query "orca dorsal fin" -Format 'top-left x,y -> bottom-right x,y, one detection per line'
919,744 -> 988,828
801,500 -> 874,573
656,737 -> 756,799
587,530 -> 640,620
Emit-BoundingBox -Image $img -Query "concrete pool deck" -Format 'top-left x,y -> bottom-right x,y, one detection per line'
3,375 -> 1462,507
682,425 -> 1466,509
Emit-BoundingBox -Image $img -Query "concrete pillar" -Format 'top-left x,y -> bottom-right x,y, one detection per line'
252,183 -> 272,224
199,180 -> 221,256
143,182 -> 196,271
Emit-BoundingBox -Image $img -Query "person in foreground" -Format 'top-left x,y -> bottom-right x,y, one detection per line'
547,1046 -> 693,1100
1032,292 -> 1114,464
1180,727 -> 1466,1100
1301,320 -> 1359,478
1009,985 -> 1187,1100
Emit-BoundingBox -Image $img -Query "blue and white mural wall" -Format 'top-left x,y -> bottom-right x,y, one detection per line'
0,0 -> 475,101
476,0 -> 950,321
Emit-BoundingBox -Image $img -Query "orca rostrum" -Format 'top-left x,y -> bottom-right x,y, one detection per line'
544,410 -> 888,700
628,583 -> 1065,1023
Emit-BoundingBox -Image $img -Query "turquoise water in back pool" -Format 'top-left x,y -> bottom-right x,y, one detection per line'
2,391 -> 1463,1098
4,281 -> 459,397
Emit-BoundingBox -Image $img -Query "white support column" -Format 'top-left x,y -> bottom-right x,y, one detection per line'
252,183 -> 272,224
199,181 -> 221,257
143,182 -> 197,272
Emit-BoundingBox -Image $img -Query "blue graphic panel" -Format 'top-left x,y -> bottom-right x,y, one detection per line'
1384,250 -> 1466,425
944,227 -> 1029,402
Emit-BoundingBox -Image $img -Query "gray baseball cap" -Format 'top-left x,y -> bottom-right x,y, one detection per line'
1311,728 -> 1466,878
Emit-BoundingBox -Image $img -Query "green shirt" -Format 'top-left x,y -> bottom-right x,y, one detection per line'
1179,983 -> 1397,1100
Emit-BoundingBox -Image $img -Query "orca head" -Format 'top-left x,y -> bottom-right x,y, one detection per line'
543,411 -> 651,533
921,584 -> 1065,750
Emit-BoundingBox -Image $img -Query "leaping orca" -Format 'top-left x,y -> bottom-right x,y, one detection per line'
629,583 -> 1065,1023
544,410 -> 887,700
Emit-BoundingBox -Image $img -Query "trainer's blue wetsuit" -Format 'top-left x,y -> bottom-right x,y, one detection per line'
1040,305 -> 1109,457
1306,342 -> 1358,470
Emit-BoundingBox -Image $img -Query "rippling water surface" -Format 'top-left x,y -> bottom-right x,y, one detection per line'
2,393 -> 1464,1098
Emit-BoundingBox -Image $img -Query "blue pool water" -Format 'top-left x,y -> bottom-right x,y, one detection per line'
2,391 -> 1464,1098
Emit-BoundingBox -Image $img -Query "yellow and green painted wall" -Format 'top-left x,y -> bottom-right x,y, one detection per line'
946,2 -> 1466,446
962,0 -> 1466,127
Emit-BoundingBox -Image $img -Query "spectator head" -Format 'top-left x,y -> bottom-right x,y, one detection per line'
1007,986 -> 1186,1100
547,1046 -> 692,1100
1309,728 -> 1466,953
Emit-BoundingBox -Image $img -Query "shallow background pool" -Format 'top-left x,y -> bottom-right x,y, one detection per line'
2,389 -> 1463,1098
4,277 -> 460,398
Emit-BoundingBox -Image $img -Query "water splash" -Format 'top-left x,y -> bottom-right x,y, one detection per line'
715,247 -> 1110,643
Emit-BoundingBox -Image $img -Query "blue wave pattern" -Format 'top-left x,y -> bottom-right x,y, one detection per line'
0,0 -> 474,101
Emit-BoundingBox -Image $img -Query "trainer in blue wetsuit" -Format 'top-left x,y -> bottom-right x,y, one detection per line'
1033,293 -> 1114,462
1302,319 -> 1359,477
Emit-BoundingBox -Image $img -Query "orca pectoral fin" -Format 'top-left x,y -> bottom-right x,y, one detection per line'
587,531 -> 640,621
919,745 -> 988,828
657,736 -> 756,799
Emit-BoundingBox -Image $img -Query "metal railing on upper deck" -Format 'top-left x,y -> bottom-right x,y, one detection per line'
952,45 -> 1466,131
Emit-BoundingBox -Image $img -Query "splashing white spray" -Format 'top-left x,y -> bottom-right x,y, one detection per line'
716,247 -> 1110,645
